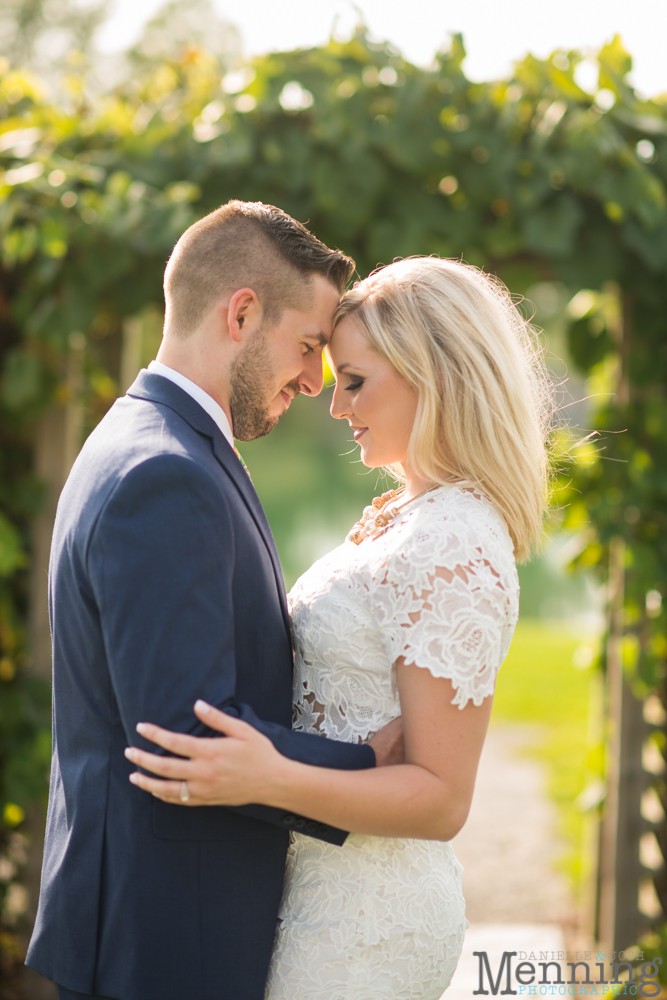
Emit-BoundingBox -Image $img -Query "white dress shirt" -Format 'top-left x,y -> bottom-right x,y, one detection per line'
147,360 -> 234,448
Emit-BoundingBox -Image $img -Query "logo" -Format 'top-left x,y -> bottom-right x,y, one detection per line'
472,951 -> 663,996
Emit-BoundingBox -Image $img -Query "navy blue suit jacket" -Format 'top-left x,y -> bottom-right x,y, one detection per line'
26,372 -> 374,1000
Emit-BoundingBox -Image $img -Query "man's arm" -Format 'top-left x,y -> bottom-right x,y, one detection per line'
88,454 -> 374,842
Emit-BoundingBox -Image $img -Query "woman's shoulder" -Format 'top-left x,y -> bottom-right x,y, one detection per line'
376,484 -> 517,599
373,485 -> 519,708
391,485 -> 514,561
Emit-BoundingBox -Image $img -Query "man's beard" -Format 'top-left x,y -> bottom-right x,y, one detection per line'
229,329 -> 299,442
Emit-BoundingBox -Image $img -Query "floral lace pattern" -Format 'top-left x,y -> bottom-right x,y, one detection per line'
265,486 -> 519,1000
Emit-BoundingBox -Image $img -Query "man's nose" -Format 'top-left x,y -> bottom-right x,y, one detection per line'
298,351 -> 325,397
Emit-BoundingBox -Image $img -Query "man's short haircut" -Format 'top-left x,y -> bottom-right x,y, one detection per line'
164,200 -> 355,336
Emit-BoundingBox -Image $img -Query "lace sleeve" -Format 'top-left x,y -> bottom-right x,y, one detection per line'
372,501 -> 516,709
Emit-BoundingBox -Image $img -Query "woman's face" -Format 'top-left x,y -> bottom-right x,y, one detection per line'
329,316 -> 419,469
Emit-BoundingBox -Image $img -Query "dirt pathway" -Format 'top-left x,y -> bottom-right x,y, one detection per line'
445,724 -> 575,998
452,724 -> 575,924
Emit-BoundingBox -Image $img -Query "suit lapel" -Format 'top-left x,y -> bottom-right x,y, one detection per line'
209,435 -> 291,632
127,372 -> 291,633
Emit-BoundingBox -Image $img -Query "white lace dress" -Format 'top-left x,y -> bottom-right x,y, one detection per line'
265,486 -> 519,1000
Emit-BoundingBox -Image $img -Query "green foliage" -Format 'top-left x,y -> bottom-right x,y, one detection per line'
0,0 -> 108,74
636,923 -> 667,985
0,516 -> 24,579
127,0 -> 240,70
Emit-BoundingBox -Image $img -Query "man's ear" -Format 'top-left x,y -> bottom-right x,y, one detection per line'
226,287 -> 262,344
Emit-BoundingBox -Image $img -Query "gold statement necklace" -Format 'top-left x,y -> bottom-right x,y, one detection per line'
347,485 -> 440,545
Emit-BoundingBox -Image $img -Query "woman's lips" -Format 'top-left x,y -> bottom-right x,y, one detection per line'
352,428 -> 367,441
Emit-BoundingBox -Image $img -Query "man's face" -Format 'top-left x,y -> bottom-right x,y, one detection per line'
229,274 -> 341,441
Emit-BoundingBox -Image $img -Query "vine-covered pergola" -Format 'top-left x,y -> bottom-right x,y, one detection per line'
0,29 -> 665,987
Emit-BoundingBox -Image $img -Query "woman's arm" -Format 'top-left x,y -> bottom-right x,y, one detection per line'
126,658 -> 492,841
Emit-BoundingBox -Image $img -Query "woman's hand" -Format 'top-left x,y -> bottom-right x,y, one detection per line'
124,700 -> 286,806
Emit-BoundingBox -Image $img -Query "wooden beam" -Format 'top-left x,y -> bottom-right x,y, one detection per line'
597,536 -> 647,954
23,340 -> 85,999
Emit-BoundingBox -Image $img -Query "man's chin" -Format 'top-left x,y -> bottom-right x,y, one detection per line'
234,413 -> 280,443
231,390 -> 293,442
247,399 -> 289,439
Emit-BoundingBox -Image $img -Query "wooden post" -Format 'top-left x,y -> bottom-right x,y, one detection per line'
28,335 -> 85,680
597,536 -> 647,954
23,338 -> 85,1000
120,317 -> 144,394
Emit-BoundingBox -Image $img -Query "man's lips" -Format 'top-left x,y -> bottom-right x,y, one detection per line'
280,390 -> 293,408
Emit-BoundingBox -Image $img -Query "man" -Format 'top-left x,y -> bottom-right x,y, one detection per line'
26,201 -> 399,1000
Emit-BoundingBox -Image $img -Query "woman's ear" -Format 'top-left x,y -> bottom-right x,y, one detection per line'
227,287 -> 261,343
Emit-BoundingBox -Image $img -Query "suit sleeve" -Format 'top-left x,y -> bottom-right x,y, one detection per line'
88,454 -> 374,845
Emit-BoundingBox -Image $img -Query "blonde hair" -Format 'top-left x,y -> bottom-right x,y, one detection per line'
334,257 -> 551,562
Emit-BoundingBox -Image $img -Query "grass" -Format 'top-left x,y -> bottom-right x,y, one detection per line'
491,619 -> 603,894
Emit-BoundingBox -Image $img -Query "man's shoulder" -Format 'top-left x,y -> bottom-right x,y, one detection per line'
55,395 -> 221,536
85,393 -> 218,477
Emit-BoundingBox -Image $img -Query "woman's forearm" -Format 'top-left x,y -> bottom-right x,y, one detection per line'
268,756 -> 468,841
125,691 -> 488,834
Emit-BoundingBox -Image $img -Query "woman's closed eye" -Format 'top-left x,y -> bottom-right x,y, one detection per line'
344,378 -> 364,392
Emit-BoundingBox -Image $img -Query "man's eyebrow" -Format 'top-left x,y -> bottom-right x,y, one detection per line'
305,331 -> 329,347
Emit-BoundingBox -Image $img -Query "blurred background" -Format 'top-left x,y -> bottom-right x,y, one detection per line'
0,0 -> 665,996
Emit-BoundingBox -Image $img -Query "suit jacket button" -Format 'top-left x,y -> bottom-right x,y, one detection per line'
292,818 -> 306,830
282,814 -> 296,827
305,821 -> 318,834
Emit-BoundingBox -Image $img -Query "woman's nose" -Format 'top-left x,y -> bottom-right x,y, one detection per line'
330,382 -> 350,420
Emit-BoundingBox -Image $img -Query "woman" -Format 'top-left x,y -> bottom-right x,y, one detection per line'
127,257 -> 550,999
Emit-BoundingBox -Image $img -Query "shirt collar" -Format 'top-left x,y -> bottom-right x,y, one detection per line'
147,361 -> 234,449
